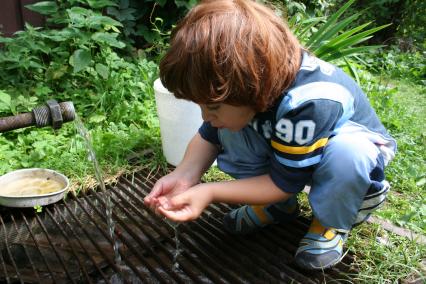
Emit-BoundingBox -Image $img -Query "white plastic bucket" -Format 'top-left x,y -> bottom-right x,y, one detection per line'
153,78 -> 203,166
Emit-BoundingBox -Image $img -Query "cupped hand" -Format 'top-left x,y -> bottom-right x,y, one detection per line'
157,184 -> 213,222
144,171 -> 195,212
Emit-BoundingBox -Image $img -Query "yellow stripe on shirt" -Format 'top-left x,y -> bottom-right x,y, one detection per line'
271,137 -> 328,155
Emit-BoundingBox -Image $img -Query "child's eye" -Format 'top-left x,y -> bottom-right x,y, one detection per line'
206,104 -> 221,111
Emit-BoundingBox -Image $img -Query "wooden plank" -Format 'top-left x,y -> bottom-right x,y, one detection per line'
0,0 -> 23,37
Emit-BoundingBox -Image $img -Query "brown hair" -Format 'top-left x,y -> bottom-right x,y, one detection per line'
159,0 -> 301,112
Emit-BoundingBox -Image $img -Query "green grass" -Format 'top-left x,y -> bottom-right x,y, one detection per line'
372,79 -> 426,235
347,224 -> 425,283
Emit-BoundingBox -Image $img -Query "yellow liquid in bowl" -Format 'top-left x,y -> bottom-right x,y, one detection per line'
1,177 -> 64,196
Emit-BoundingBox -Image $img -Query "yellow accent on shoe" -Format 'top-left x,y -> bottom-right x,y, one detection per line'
251,205 -> 271,224
308,218 -> 337,240
324,230 -> 336,240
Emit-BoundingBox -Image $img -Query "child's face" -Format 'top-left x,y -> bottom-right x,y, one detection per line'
199,103 -> 256,131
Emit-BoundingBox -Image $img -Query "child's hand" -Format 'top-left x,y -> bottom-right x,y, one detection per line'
144,172 -> 195,212
157,184 -> 213,222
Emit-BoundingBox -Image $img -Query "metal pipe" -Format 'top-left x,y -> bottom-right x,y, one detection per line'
0,101 -> 75,132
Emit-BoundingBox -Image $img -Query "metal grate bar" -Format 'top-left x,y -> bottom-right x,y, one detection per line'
108,184 -> 203,283
212,190 -> 355,283
131,172 -> 299,283
0,216 -> 20,280
118,177 -> 247,283
10,214 -> 41,283
52,206 -> 110,282
132,173 -> 300,283
114,181 -> 233,283
20,213 -> 58,283
44,208 -> 93,284
82,188 -> 173,284
0,234 -> 9,284
115,176 -> 245,282
127,174 -> 249,281
195,207 -> 304,279
0,168 -> 360,283
60,200 -> 121,276
194,213 -> 308,283
33,214 -> 77,283
134,171 -> 355,283
0,215 -> 22,283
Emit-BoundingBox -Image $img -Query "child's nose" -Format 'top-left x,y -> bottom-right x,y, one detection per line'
200,107 -> 213,122
201,110 -> 209,122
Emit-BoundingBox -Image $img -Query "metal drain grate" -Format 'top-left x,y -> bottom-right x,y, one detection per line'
0,169 -> 359,283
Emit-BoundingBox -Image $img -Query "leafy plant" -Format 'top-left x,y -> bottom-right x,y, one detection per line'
105,0 -> 195,49
291,0 -> 391,62
34,205 -> 43,213
0,0 -> 165,192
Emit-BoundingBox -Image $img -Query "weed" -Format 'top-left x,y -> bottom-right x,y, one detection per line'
34,205 -> 43,213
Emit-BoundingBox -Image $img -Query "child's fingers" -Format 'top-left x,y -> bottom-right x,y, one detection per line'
144,182 -> 164,204
158,205 -> 194,222
166,194 -> 189,210
157,196 -> 170,208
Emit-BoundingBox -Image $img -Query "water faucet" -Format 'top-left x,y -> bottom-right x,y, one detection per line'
0,100 -> 75,133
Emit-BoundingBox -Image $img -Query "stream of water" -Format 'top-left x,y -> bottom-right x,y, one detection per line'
74,115 -> 121,265
75,115 -> 182,277
165,219 -> 182,270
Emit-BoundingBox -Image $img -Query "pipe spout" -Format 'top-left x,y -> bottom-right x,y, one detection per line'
0,101 -> 75,133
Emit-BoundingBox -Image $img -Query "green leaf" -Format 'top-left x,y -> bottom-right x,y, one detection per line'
0,90 -> 12,112
416,177 -> 426,187
46,64 -> 68,80
86,0 -> 117,9
91,32 -> 125,48
306,0 -> 355,47
0,36 -> 13,44
84,14 -> 123,29
313,23 -> 372,55
70,49 -> 92,73
95,63 -> 109,79
315,24 -> 391,59
45,28 -> 78,42
333,24 -> 390,50
68,6 -> 90,16
344,57 -> 360,85
89,114 -> 107,123
25,1 -> 58,15
309,13 -> 361,49
34,205 -> 43,213
323,45 -> 385,61
293,17 -> 324,40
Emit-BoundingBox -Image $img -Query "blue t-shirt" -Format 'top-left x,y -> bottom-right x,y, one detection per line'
199,52 -> 396,193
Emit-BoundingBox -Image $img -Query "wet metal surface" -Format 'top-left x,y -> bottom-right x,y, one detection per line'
0,169 -> 358,283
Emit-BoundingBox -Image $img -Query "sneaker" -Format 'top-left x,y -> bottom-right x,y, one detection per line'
223,197 -> 299,235
353,180 -> 390,226
295,218 -> 347,270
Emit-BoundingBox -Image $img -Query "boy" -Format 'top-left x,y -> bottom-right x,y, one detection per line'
144,0 -> 396,270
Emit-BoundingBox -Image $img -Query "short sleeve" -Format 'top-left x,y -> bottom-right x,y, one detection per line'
198,121 -> 220,145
